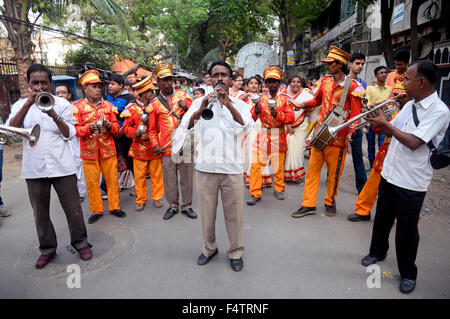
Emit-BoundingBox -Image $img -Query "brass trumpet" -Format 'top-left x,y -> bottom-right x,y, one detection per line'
353,102 -> 399,133
0,124 -> 40,146
35,91 -> 54,112
201,83 -> 223,120
328,98 -> 396,136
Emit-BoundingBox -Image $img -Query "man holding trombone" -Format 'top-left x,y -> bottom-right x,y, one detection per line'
6,64 -> 91,269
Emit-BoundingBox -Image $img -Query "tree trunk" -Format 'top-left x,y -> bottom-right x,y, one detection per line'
380,0 -> 395,69
410,0 -> 427,62
1,0 -> 35,97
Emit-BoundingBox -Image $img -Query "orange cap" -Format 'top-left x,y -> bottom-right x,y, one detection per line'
153,62 -> 174,79
321,45 -> 352,64
78,69 -> 104,87
132,76 -> 156,95
263,66 -> 283,81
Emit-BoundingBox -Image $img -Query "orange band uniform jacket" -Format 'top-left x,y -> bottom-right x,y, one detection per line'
250,93 -> 295,153
304,76 -> 362,148
121,103 -> 160,161
148,90 -> 193,156
73,99 -> 120,160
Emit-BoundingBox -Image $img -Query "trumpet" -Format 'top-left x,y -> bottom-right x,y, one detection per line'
0,124 -> 40,147
328,98 -> 396,136
35,91 -> 54,112
201,83 -> 223,120
353,102 -> 399,133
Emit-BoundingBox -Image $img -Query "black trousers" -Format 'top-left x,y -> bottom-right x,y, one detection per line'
26,174 -> 88,255
369,177 -> 426,280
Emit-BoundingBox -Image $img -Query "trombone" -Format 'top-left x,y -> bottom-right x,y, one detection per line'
0,124 -> 40,147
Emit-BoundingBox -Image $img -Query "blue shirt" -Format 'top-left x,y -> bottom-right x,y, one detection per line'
106,91 -> 135,127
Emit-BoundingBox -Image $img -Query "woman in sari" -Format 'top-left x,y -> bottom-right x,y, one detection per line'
284,76 -> 313,183
243,76 -> 272,187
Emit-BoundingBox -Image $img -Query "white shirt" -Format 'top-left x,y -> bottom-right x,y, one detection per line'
179,95 -> 254,174
381,92 -> 449,192
6,95 -> 77,179
201,85 -> 214,95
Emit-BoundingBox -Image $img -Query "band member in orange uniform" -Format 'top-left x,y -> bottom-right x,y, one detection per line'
121,76 -> 164,211
348,82 -> 409,222
148,62 -> 197,220
73,69 -> 127,224
291,46 -> 362,218
247,66 -> 295,205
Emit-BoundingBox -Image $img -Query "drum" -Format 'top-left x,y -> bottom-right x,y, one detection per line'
309,104 -> 348,152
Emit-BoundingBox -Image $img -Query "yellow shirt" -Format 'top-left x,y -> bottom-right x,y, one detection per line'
365,84 -> 392,104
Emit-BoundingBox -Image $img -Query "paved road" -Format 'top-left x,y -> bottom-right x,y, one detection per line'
0,151 -> 449,299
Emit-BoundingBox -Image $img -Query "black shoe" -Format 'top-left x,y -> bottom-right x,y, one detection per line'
325,204 -> 337,217
291,206 -> 316,218
110,209 -> 127,218
197,250 -> 218,265
399,278 -> 416,294
181,208 -> 197,219
361,254 -> 386,267
163,208 -> 178,220
348,213 -> 371,222
230,258 -> 244,272
88,214 -> 103,224
246,195 -> 261,205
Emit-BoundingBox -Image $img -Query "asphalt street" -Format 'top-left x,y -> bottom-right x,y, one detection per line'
0,149 -> 449,299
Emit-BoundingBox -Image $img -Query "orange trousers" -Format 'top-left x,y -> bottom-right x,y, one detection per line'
355,168 -> 381,216
83,155 -> 120,215
249,150 -> 286,198
133,158 -> 164,204
302,146 -> 346,207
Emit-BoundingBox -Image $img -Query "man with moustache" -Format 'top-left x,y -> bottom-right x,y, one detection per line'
247,66 -> 295,205
179,60 -> 253,271
7,64 -> 91,268
73,70 -> 126,224
361,61 -> 449,294
148,62 -> 197,220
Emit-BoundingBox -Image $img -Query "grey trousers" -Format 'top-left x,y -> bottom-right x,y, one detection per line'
26,174 -> 88,255
196,170 -> 245,259
161,156 -> 194,211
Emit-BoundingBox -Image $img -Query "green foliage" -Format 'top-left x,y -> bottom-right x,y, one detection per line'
65,42 -> 116,70
62,0 -> 273,74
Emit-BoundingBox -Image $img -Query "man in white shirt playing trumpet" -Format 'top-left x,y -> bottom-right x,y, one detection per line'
179,61 -> 254,272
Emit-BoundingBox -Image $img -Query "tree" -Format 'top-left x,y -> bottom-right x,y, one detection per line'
0,0 -> 129,97
266,0 -> 328,73
380,0 -> 395,69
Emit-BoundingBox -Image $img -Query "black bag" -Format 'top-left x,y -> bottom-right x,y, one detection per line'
429,124 -> 450,169
412,105 -> 450,169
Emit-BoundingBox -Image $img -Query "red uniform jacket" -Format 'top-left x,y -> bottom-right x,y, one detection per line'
250,92 -> 295,153
121,103 -> 160,161
148,90 -> 193,157
304,76 -> 362,148
73,98 -> 120,160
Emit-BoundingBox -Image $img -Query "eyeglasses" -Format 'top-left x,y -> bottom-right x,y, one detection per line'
55,90 -> 68,95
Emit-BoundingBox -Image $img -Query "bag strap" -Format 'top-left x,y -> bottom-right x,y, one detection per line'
158,94 -> 181,121
412,104 -> 436,152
